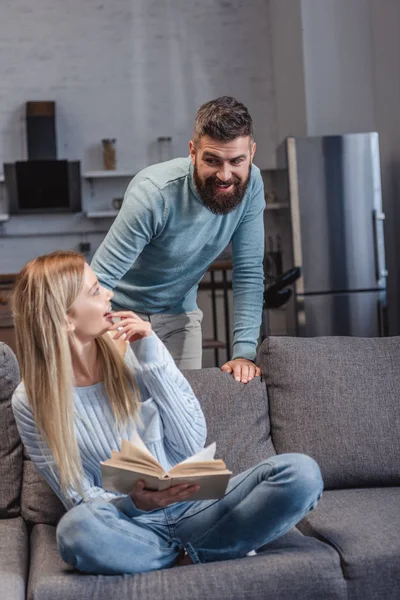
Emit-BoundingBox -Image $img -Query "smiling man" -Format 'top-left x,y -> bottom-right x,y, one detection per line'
91,97 -> 265,383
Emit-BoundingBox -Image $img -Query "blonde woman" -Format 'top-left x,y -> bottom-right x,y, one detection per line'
11,251 -> 323,575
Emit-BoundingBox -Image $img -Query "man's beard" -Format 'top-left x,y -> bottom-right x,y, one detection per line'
193,163 -> 251,215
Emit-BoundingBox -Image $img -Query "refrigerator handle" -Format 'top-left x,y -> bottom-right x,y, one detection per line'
377,298 -> 389,337
372,210 -> 388,282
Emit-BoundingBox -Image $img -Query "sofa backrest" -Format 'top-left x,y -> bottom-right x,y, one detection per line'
185,368 -> 275,473
259,336 -> 400,489
18,366 -> 275,525
0,342 -> 23,517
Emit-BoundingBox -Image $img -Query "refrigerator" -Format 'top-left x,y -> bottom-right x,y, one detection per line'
277,133 -> 388,337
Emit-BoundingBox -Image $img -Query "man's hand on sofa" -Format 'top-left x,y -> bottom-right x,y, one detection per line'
221,358 -> 261,384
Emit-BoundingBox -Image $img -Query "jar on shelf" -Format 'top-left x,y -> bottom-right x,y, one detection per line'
102,138 -> 117,170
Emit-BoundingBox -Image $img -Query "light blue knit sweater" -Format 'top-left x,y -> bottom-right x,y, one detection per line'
12,334 -> 207,514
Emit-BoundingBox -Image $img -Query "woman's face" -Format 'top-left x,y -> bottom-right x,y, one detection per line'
67,263 -> 114,340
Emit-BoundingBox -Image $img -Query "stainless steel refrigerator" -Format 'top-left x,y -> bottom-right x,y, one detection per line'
277,133 -> 388,337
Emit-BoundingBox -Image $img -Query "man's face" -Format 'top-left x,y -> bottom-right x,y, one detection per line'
189,135 -> 256,215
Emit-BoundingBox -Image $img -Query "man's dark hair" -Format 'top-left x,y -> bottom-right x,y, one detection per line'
193,96 -> 254,145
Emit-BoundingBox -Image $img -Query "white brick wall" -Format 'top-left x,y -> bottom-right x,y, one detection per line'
0,0 -> 275,277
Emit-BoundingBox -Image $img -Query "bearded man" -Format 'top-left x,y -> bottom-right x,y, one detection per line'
91,96 -> 265,383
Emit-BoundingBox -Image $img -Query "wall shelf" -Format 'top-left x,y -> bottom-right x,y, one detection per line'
83,171 -> 134,179
86,210 -> 119,219
265,202 -> 289,210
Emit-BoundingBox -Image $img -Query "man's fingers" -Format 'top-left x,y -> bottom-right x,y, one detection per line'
241,365 -> 250,384
233,364 -> 242,382
247,365 -> 255,381
221,363 -> 233,373
255,366 -> 261,377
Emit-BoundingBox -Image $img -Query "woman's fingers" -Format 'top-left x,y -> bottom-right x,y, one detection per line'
131,481 -> 200,511
110,310 -> 144,322
107,312 -> 152,342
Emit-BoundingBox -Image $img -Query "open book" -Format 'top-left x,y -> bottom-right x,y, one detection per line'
101,432 -> 232,501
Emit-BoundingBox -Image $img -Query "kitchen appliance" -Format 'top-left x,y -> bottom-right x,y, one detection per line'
3,100 -> 81,214
277,133 -> 388,337
26,101 -> 57,160
4,160 -> 81,214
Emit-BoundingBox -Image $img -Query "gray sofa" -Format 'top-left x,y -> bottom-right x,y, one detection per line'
0,335 -> 399,600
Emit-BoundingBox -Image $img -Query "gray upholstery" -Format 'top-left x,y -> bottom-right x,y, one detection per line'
28,525 -> 346,600
1,339 -> 399,600
0,517 -> 28,600
259,336 -> 400,489
21,460 -> 65,526
0,342 -> 22,517
298,488 -> 400,600
184,368 -> 275,475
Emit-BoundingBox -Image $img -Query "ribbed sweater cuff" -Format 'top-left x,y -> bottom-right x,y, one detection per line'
231,342 -> 257,362
130,333 -> 159,365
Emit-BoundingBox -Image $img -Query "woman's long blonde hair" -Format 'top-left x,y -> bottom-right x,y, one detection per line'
13,251 -> 139,496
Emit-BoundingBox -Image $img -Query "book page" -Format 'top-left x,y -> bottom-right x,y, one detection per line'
104,456 -> 165,478
117,435 -> 165,475
127,429 -> 155,458
179,442 -> 217,464
169,460 -> 230,477
101,464 -> 171,495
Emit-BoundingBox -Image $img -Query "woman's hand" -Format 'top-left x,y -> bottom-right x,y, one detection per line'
130,480 -> 200,511
108,311 -> 152,343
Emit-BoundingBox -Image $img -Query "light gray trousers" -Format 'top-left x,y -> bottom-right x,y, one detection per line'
133,308 -> 203,370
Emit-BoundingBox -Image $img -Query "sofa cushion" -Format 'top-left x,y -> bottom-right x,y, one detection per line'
298,487 -> 400,600
184,368 -> 275,474
28,524 -> 346,600
0,342 -> 23,517
0,517 -> 28,600
259,336 -> 400,489
21,460 -> 66,526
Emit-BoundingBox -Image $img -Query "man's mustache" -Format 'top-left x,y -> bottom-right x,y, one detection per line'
206,175 -> 240,186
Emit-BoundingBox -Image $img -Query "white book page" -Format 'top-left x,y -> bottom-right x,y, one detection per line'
179,442 -> 217,464
126,428 -> 155,459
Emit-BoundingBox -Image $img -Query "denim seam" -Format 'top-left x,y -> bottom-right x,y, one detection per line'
192,485 -> 324,562
248,487 -> 324,551
175,461 -> 276,525
185,542 -> 201,564
86,503 -> 166,550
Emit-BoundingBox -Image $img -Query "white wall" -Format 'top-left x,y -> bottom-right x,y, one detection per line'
0,0 -> 276,279
301,0 -> 375,136
268,0 -> 307,144
0,0 -> 275,176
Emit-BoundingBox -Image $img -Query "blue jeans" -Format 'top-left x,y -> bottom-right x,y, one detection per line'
57,453 -> 323,575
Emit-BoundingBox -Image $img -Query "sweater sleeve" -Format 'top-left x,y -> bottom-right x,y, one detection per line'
90,177 -> 167,290
231,168 -> 265,361
11,388 -> 122,510
129,334 -> 207,465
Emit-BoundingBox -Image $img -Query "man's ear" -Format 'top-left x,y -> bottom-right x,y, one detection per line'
250,141 -> 256,161
189,140 -> 196,165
